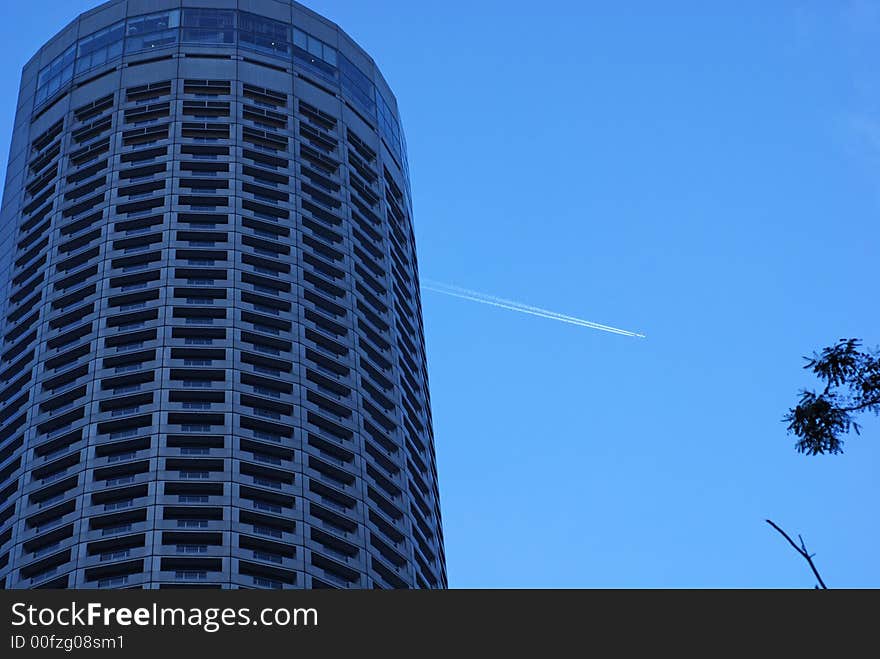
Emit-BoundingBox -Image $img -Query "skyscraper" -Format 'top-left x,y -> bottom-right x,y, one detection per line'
0,0 -> 446,589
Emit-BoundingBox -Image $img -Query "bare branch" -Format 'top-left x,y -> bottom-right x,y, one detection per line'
766,519 -> 828,589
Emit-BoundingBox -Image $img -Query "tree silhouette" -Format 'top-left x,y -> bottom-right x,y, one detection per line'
784,339 -> 880,455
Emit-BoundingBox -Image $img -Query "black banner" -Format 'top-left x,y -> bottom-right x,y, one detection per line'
0,590 -> 867,655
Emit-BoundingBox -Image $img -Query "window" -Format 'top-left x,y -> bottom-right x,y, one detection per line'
180,470 -> 210,479
254,475 -> 282,488
340,55 -> 376,118
177,519 -> 208,528
100,550 -> 131,561
104,499 -> 134,511
108,429 -> 138,441
34,541 -> 62,556
254,550 -> 283,564
253,525 -> 282,538
125,10 -> 180,53
253,324 -> 280,335
38,494 -> 65,509
98,576 -> 129,588
178,495 -> 208,503
35,45 -> 76,106
377,91 -> 403,161
105,476 -> 135,486
101,523 -> 133,535
181,8 -> 234,44
253,576 -> 282,589
113,385 -> 141,395
255,452 -> 282,465
182,380 -> 211,388
31,567 -> 59,584
239,12 -> 290,57
107,452 -> 137,463
117,341 -> 145,351
181,447 -> 209,455
177,544 -> 208,554
76,21 -> 124,74
254,500 -> 281,513
293,28 -> 337,81
176,570 -> 208,580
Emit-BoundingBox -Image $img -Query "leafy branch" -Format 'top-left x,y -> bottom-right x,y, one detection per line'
783,338 -> 880,455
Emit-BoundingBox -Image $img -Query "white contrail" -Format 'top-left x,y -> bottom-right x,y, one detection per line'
423,280 -> 641,335
420,280 -> 645,338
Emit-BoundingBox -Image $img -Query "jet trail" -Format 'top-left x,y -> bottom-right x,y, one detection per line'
420,280 -> 645,338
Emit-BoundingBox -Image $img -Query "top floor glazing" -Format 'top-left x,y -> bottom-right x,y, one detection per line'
26,1 -> 409,168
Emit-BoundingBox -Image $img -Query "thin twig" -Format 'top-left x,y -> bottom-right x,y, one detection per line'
766,519 -> 828,589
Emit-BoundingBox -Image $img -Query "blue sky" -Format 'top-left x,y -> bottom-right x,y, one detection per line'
2,1 -> 878,587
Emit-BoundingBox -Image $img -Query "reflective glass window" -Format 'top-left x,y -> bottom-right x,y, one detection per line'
340,55 -> 376,118
400,125 -> 412,203
125,10 -> 180,53
293,29 -> 307,50
378,91 -> 402,161
239,12 -> 290,57
182,8 -> 234,45
292,28 -> 337,81
35,45 -> 76,106
76,21 -> 124,74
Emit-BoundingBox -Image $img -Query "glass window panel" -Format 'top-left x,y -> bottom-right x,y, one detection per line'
307,36 -> 323,57
239,12 -> 289,40
36,43 -> 77,106
182,8 -> 234,29
292,30 -> 337,81
400,126 -> 412,202
125,9 -> 180,53
293,28 -> 307,50
126,29 -> 179,53
344,85 -> 376,118
76,22 -> 124,73
182,27 -> 234,44
59,44 -> 77,71
78,22 -> 124,56
293,48 -> 337,82
126,9 -> 180,36
181,9 -> 234,43
240,34 -> 290,56
339,55 -> 376,117
239,12 -> 290,56
36,66 -> 51,89
340,55 -> 373,98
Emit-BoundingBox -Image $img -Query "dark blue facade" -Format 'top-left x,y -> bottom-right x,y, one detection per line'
0,0 -> 445,589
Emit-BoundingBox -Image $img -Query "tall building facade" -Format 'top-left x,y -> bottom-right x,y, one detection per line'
0,0 -> 446,589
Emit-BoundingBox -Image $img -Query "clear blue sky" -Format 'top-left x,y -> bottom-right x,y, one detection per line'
2,1 -> 878,588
